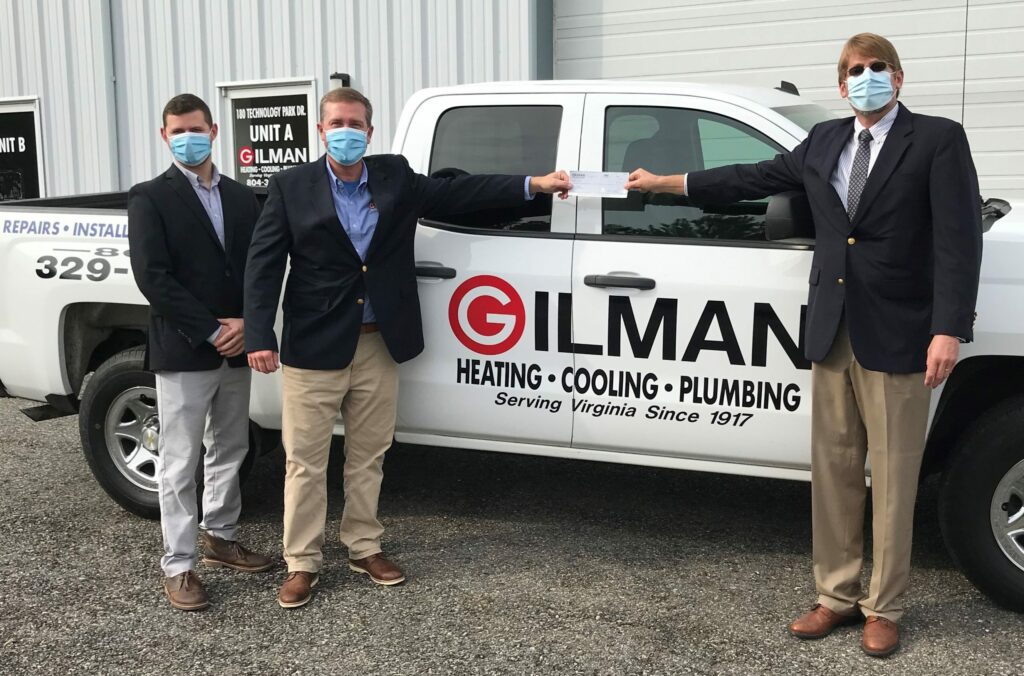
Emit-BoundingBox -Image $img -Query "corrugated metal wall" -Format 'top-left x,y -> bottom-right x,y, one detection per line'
965,0 -> 1024,201
111,0 -> 544,189
554,0 -> 1024,202
0,0 -> 544,196
0,0 -> 119,196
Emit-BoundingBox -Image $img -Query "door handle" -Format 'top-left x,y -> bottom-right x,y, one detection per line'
415,265 -> 457,279
584,274 -> 656,290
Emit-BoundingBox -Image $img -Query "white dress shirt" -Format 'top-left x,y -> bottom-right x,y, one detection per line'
829,104 -> 900,211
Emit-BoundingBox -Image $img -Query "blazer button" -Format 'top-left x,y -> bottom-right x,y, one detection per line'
356,298 -> 364,305
225,270 -> 231,277
361,265 -> 368,272
837,277 -> 845,285
847,237 -> 856,245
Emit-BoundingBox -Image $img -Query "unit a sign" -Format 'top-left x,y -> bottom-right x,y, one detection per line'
232,93 -> 310,191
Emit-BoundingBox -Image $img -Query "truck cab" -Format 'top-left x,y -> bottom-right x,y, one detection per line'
1,80 -> 1022,612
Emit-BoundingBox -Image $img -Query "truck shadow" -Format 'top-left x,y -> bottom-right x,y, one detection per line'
240,439 -> 955,573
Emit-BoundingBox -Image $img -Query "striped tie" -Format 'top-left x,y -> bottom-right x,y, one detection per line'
846,129 -> 873,219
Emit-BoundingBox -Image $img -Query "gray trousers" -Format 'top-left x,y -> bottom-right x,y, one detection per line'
154,362 -> 251,577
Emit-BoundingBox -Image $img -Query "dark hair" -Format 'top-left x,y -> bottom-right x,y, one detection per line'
319,87 -> 373,126
162,93 -> 213,128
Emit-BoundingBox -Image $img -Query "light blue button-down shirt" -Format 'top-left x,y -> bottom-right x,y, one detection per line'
175,162 -> 227,344
175,162 -> 225,247
325,159 -> 536,323
327,159 -> 379,323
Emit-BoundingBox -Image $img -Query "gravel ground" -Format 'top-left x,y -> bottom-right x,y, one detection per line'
0,395 -> 1022,675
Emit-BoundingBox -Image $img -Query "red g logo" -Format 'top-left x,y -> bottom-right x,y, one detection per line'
448,275 -> 526,355
238,146 -> 255,166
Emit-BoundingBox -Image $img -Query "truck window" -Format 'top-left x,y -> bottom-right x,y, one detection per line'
427,105 -> 562,233
603,106 -> 783,242
771,103 -> 836,132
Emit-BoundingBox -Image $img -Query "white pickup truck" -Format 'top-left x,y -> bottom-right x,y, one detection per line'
1,81 -> 1021,611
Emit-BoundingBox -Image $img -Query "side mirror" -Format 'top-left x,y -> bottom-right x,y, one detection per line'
766,191 -> 815,241
981,197 -> 1011,232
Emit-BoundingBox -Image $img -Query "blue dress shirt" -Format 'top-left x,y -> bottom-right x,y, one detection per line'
325,159 -> 536,324
327,159 -> 380,323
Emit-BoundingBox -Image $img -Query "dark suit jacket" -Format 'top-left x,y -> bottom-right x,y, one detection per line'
128,165 -> 261,372
244,154 -> 529,369
687,103 -> 983,373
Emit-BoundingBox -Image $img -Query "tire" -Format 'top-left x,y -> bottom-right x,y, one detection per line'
78,347 -> 260,520
939,395 -> 1024,612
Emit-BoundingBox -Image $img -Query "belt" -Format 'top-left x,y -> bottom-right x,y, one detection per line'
360,323 -> 380,334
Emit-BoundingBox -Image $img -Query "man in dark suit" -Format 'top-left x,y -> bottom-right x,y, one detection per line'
129,93 -> 272,612
624,34 -> 982,656
245,87 -> 570,608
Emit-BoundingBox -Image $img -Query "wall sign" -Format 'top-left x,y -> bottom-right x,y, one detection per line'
217,78 -> 317,192
0,97 -> 45,201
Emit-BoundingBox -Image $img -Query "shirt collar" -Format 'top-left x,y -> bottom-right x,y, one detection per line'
325,157 -> 369,189
853,103 -> 900,142
175,162 -> 221,189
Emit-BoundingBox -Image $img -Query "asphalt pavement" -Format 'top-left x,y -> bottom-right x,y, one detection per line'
1,395 -> 1022,675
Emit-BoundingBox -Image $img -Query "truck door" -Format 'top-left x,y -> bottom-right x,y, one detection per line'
397,94 -> 583,447
570,94 -> 814,470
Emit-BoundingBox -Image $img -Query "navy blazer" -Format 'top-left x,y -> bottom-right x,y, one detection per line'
128,166 -> 261,372
244,154 -> 528,369
686,103 -> 983,373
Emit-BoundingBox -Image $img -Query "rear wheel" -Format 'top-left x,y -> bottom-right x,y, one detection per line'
78,347 -> 261,519
939,395 -> 1024,612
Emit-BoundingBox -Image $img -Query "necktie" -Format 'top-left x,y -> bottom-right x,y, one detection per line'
846,129 -> 873,219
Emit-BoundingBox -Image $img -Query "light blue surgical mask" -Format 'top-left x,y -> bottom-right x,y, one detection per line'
325,127 -> 368,166
169,132 -> 212,166
846,69 -> 895,113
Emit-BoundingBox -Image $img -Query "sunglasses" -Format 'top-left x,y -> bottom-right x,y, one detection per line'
847,61 -> 890,78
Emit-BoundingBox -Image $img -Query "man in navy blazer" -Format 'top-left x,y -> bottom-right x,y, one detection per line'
625,34 -> 982,656
244,87 -> 571,608
129,94 -> 272,612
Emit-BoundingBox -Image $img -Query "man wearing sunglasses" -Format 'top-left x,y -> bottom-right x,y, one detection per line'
625,33 -> 982,657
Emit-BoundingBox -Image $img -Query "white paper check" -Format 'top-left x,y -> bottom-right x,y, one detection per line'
568,171 -> 629,198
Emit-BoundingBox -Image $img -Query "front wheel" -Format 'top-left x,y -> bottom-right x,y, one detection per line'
78,347 -> 261,520
939,395 -> 1024,612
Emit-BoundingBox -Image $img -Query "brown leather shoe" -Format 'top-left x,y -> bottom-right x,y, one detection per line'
349,554 -> 406,586
788,604 -> 861,639
163,571 -> 209,611
862,616 -> 900,657
200,533 -> 273,572
278,571 -> 319,609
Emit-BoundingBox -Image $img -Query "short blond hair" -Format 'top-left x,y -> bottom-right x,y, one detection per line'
838,33 -> 903,84
319,87 -> 373,126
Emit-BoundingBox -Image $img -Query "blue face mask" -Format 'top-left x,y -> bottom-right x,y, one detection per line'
846,68 -> 895,113
325,127 -> 368,166
169,132 -> 212,166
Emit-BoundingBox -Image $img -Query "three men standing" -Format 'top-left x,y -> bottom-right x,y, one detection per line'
131,34 -> 982,639
128,94 -> 272,611
244,87 -> 571,608
625,33 -> 983,656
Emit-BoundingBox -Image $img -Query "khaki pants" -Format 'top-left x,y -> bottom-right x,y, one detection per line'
281,332 -> 399,573
811,320 -> 931,621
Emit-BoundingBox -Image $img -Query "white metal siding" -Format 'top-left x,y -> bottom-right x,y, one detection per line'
2,0 -> 542,196
554,0 -> 1024,201
965,0 -> 1024,200
109,0 -> 541,190
0,0 -> 118,197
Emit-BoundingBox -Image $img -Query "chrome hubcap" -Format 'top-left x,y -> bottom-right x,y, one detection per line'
104,386 -> 160,491
990,458 -> 1024,573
